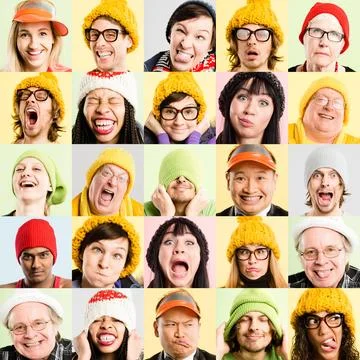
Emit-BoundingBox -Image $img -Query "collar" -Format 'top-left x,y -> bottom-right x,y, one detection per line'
164,350 -> 197,360
235,204 -> 271,216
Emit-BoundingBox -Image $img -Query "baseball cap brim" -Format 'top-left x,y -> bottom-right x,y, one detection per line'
156,299 -> 201,319
227,151 -> 276,172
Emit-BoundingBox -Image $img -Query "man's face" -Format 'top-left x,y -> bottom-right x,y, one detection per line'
8,302 -> 57,360
226,161 -> 277,215
299,227 -> 348,288
307,167 -> 344,215
19,247 -> 54,286
167,176 -> 196,204
235,312 -> 273,354
154,307 -> 200,360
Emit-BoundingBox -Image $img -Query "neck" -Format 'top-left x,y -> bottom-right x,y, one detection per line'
237,63 -> 270,72
304,128 -> 339,144
235,349 -> 267,360
81,276 -> 113,289
97,63 -> 127,72
24,63 -> 49,72
23,275 -> 55,288
307,206 -> 343,216
15,201 -> 46,216
22,135 -> 52,144
100,353 -> 117,360
237,135 -> 263,144
174,202 -> 189,216
304,60 -> 338,72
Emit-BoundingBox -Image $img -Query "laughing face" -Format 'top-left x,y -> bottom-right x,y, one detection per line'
299,227 -> 348,288
89,316 -> 126,353
307,167 -> 344,215
237,245 -> 269,280
169,15 -> 213,71
158,224 -> 201,287
8,302 -> 57,359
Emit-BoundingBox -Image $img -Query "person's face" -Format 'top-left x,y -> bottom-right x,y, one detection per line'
237,245 -> 269,280
82,237 -> 129,288
302,88 -> 345,142
167,176 -> 196,204
154,308 -> 200,359
19,247 -> 54,285
306,311 -> 343,360
235,312 -> 273,354
236,24 -> 272,71
88,164 -> 129,215
89,17 -> 132,72
89,316 -> 126,353
307,167 -> 344,215
169,16 -> 213,71
226,161 -> 277,215
229,79 -> 274,143
16,22 -> 54,72
299,227 -> 348,288
160,96 -> 198,142
18,87 -> 53,142
13,157 -> 52,204
303,14 -> 345,69
8,302 -> 57,360
84,88 -> 125,144
158,224 -> 201,287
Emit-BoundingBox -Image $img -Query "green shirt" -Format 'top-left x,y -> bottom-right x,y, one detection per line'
223,347 -> 283,360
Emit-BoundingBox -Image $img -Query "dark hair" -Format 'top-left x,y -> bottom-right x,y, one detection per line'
217,74 -> 284,144
72,97 -> 143,144
146,217 -> 209,288
291,315 -> 359,360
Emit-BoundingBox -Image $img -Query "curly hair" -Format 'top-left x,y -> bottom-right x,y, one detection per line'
72,97 -> 143,144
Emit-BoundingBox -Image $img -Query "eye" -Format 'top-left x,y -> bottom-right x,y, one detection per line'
196,35 -> 205,40
15,167 -> 25,172
258,99 -> 270,107
162,239 -> 174,246
236,94 -> 248,102
91,246 -> 102,254
234,175 -> 245,182
33,166 -> 43,172
185,240 -> 195,246
109,98 -> 123,105
19,33 -> 29,39
113,253 -> 124,260
40,252 -> 50,259
175,28 -> 185,34
40,31 -> 49,37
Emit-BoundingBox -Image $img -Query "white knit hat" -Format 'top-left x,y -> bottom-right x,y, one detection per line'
304,146 -> 348,188
293,216 -> 359,251
0,290 -> 64,326
84,290 -> 136,334
78,71 -> 138,112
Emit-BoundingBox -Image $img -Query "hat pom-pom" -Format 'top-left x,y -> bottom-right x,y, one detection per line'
247,0 -> 271,6
237,216 -> 262,225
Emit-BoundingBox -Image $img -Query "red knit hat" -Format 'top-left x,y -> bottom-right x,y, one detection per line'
15,219 -> 57,264
299,2 -> 349,54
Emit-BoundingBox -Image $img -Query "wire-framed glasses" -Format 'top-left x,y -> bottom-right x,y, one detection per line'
234,28 -> 272,42
10,320 -> 50,335
311,96 -> 344,110
300,246 -> 344,261
304,313 -> 343,329
236,247 -> 270,261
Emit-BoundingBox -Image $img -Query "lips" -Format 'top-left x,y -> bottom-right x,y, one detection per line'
93,119 -> 115,135
97,332 -> 116,346
100,188 -> 115,203
318,113 -> 334,120
321,337 -> 337,352
19,180 -> 36,188
245,49 -> 259,59
174,50 -> 194,63
24,341 -> 42,348
317,191 -> 333,206
240,195 -> 262,204
96,50 -> 113,59
171,260 -> 189,278
239,118 -> 254,128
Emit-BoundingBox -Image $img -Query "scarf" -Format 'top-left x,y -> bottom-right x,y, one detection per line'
240,271 -> 272,288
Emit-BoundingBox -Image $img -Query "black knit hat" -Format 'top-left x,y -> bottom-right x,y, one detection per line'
166,0 -> 216,42
218,72 -> 285,119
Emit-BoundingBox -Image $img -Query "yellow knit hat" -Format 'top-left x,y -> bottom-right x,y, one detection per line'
226,0 -> 284,45
299,76 -> 349,125
14,73 -> 65,122
291,288 -> 355,336
82,0 -> 138,53
226,217 -> 280,262
152,73 -> 207,124
86,148 -> 135,197
72,215 -> 140,278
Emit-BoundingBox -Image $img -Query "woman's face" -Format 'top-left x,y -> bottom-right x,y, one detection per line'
169,15 -> 213,71
83,88 -> 125,144
237,244 -> 270,280
13,157 -> 52,205
89,316 -> 126,354
82,238 -> 129,288
158,224 -> 201,287
229,79 -> 274,143
17,21 -> 54,72
160,95 -> 198,142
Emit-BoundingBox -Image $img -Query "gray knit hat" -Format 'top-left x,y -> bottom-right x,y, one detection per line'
304,146 -> 348,188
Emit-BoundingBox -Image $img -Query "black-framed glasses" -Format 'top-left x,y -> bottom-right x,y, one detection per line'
304,313 -> 343,329
160,106 -> 199,121
236,247 -> 270,261
299,246 -> 344,261
306,27 -> 344,42
10,320 -> 50,335
234,28 -> 272,42
17,89 -> 50,102
85,28 -> 127,42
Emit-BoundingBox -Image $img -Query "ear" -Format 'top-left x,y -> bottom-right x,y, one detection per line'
126,36 -> 133,49
226,172 -> 230,191
273,172 -> 278,185
153,320 -> 159,337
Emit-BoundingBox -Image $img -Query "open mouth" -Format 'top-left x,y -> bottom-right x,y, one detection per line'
171,260 -> 189,277
318,113 -> 334,120
314,269 -> 333,279
100,189 -> 114,202
27,50 -> 43,57
317,192 -> 333,206
96,51 -> 113,59
24,341 -> 42,348
240,195 -> 262,203
94,119 -> 115,135
246,49 -> 259,57
19,180 -> 36,188
174,50 -> 194,63
321,337 -> 337,351
26,108 -> 38,125
97,333 -> 116,346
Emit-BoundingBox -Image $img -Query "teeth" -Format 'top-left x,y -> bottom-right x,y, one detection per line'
177,50 -> 193,58
25,342 -> 40,347
104,189 -> 114,194
26,109 -> 37,113
21,181 -> 35,187
95,120 -> 114,127
319,114 -> 334,119
241,196 -> 260,200
99,334 -> 115,342
98,51 -> 112,58
28,51 -> 42,55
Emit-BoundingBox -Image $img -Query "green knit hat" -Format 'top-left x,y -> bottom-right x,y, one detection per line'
224,289 -> 282,341
12,150 -> 67,205
159,149 -> 202,192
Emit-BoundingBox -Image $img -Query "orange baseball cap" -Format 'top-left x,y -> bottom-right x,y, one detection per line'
13,0 -> 68,36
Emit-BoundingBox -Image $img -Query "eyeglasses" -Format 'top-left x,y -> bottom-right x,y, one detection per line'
311,96 -> 344,110
10,320 -> 50,335
100,166 -> 128,184
234,28 -> 272,42
17,89 -> 50,102
236,247 -> 270,261
304,313 -> 343,329
85,28 -> 127,42
306,27 -> 344,42
160,106 -> 199,121
299,246 -> 344,261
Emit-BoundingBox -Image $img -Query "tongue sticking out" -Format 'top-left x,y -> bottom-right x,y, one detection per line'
321,338 -> 337,351
319,192 -> 332,205
175,51 -> 193,63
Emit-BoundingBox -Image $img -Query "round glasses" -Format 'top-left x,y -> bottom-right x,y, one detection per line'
234,28 -> 272,42
306,27 -> 344,43
100,166 -> 128,184
160,106 -> 199,121
311,96 -> 344,110
236,247 -> 270,261
10,320 -> 50,335
304,313 -> 343,329
17,89 -> 50,102
300,246 -> 344,261
85,28 -> 126,42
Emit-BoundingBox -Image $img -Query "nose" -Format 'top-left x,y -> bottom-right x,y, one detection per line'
174,324 -> 185,337
100,318 -> 114,329
176,176 -> 187,183
318,34 -> 329,46
318,319 -> 331,335
320,175 -> 330,187
28,35 -> 39,48
98,253 -> 110,269
95,33 -> 107,47
180,34 -> 192,48
248,252 -> 257,264
248,319 -> 259,331
244,178 -> 256,193
173,112 -> 186,124
32,256 -> 41,269
23,325 -> 37,338
95,102 -> 110,114
243,97 -> 256,114
247,33 -> 257,45
173,240 -> 185,254
314,250 -> 328,265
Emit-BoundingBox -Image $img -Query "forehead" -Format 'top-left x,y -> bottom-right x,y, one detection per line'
21,247 -> 51,255
87,88 -> 123,99
91,16 -> 122,30
239,244 -> 266,250
174,15 -> 213,31
168,95 -> 197,107
309,13 -> 343,31
314,88 -> 343,100
311,167 -> 340,176
302,227 -> 344,245
87,238 -> 129,250
240,311 -> 268,319
18,21 -> 52,31
242,24 -> 268,31
9,302 -> 50,322
97,163 -> 127,174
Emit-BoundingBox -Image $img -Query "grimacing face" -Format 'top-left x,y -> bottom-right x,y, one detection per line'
237,245 -> 270,280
